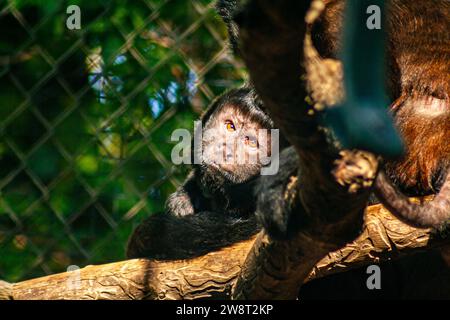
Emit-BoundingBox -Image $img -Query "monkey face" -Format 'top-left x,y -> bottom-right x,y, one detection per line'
201,103 -> 272,184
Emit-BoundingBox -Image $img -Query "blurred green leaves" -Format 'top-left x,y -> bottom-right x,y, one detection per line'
0,0 -> 244,281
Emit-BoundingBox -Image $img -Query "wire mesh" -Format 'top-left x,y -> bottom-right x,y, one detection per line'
0,0 -> 245,281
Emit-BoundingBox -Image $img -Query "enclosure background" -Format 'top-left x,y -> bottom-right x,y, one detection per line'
0,0 -> 245,282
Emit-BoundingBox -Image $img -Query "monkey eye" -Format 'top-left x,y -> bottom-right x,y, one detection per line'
244,136 -> 258,148
225,120 -> 236,132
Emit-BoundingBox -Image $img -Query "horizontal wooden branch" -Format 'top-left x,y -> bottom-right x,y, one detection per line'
306,197 -> 448,280
2,201 -> 448,300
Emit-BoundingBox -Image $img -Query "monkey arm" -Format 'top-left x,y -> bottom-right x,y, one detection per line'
165,189 -> 196,217
375,171 -> 450,229
165,173 -> 200,217
256,147 -> 303,239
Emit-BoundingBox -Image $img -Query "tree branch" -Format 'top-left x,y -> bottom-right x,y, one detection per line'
2,201 -> 447,300
230,0 -> 381,299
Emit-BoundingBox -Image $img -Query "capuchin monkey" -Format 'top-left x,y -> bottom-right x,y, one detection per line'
126,87 -> 278,259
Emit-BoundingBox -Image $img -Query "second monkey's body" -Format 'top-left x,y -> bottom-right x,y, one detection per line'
310,0 -> 450,197
323,0 -> 449,229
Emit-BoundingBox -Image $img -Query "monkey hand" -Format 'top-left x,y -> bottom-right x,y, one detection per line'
166,188 -> 196,216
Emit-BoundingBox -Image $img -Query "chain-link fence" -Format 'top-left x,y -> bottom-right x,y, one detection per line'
0,0 -> 246,282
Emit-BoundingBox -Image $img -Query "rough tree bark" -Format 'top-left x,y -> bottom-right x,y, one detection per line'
1,201 -> 448,300
229,0 -> 380,299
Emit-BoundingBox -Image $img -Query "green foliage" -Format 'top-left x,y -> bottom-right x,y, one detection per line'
0,0 -> 244,281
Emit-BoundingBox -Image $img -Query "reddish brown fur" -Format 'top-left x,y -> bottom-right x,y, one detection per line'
386,98 -> 450,195
313,0 -> 450,196
384,0 -> 449,195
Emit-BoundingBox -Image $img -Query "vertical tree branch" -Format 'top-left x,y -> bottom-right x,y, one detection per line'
230,0 -> 379,298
